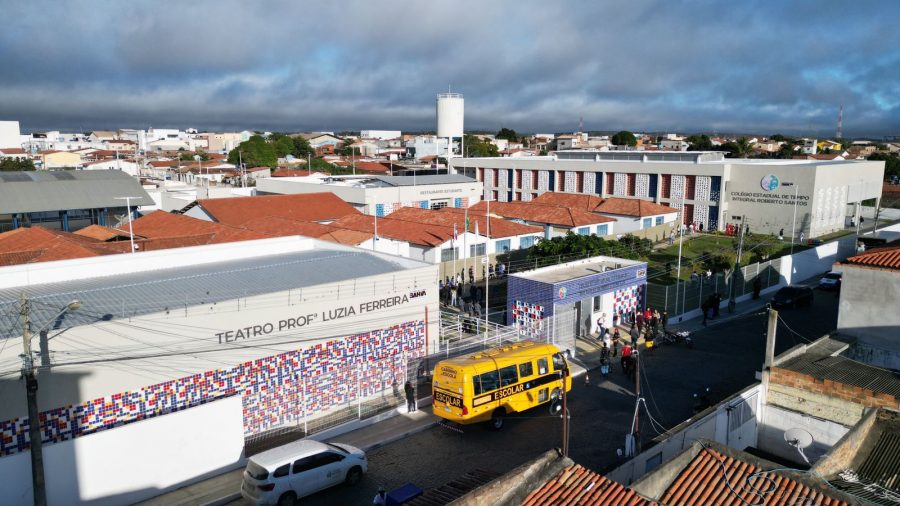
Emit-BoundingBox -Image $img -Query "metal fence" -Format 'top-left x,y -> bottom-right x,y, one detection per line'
645,257 -> 784,317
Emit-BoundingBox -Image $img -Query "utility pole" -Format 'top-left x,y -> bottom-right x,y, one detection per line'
633,350 -> 641,454
760,308 -> 778,423
728,215 -> 745,313
561,368 -> 569,457
20,294 -> 46,506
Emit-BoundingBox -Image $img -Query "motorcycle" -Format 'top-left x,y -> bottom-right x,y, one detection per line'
660,329 -> 693,348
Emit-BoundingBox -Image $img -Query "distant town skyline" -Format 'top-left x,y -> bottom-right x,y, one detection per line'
2,0 -> 899,138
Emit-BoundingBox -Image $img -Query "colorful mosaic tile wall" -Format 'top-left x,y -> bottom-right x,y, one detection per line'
453,197 -> 469,209
613,284 -> 643,318
512,300 -> 544,339
377,201 -> 430,216
0,320 -> 425,458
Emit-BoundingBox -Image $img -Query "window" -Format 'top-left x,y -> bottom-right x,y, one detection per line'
520,236 -> 536,249
655,216 -> 664,226
496,239 -> 511,253
475,369 -> 499,395
273,463 -> 290,478
292,456 -> 317,474
537,357 -> 548,375
645,452 -> 663,473
593,296 -> 601,311
430,200 -> 449,210
441,247 -> 458,262
246,461 -> 269,480
596,224 -> 608,236
470,243 -> 486,257
314,453 -> 344,466
499,365 -> 518,387
642,217 -> 653,229
577,227 -> 590,235
519,361 -> 534,378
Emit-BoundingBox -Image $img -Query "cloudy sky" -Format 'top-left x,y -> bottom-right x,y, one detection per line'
2,0 -> 898,137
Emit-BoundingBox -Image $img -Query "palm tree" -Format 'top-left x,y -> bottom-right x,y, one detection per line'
733,137 -> 754,158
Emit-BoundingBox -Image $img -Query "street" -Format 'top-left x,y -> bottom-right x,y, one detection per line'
232,282 -> 840,505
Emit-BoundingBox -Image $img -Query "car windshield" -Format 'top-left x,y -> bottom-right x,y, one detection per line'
246,460 -> 269,480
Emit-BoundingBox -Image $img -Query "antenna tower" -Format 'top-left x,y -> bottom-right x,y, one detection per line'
836,104 -> 843,139
578,116 -> 583,132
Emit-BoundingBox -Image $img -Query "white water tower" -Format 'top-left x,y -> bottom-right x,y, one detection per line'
436,92 -> 464,157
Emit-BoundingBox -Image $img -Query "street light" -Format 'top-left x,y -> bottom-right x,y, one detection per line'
115,196 -> 141,253
19,295 -> 81,506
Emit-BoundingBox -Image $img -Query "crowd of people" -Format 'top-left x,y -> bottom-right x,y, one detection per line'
439,264 -> 508,321
592,306 -> 669,382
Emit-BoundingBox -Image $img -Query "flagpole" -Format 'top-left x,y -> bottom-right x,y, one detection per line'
373,198 -> 378,251
464,207 -> 469,287
453,223 -> 458,286
484,198 -> 491,339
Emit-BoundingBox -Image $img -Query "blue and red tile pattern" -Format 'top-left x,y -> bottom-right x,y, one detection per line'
0,320 -> 425,457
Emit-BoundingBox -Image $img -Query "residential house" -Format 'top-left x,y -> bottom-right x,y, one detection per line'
81,159 -> 141,177
836,244 -> 900,369
40,150 -> 82,169
183,192 -> 361,225
530,192 -> 679,234
463,199 -> 616,239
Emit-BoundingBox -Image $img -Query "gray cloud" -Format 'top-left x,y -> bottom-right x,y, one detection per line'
1,0 -> 898,137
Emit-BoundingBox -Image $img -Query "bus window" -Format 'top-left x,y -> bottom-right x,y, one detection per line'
537,358 -> 548,375
499,365 -> 518,387
477,369 -> 499,394
552,353 -> 567,372
519,361 -> 534,378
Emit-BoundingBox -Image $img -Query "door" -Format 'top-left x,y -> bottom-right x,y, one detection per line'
290,456 -> 321,498
317,452 -> 347,489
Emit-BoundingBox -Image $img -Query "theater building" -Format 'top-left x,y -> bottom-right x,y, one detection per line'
0,236 -> 438,504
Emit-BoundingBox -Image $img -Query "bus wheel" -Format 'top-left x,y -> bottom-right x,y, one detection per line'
550,400 -> 563,416
490,409 -> 505,430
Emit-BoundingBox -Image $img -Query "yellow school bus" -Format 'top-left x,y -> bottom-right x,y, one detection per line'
431,341 -> 572,429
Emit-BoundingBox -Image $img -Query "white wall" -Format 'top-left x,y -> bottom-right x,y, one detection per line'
757,405 -> 849,466
0,120 -> 22,148
0,396 -> 244,506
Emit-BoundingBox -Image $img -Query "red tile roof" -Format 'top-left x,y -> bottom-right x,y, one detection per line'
0,148 -> 27,155
466,200 -> 614,227
390,207 -> 542,239
73,225 -> 132,242
0,227 -> 113,264
148,160 -> 179,168
126,210 -> 269,243
354,161 -> 392,174
660,448 -> 850,506
331,213 -> 453,246
532,192 -> 677,217
522,464 -> 654,506
272,169 -> 313,177
238,216 -> 371,245
840,244 -> 900,271
196,192 -> 360,225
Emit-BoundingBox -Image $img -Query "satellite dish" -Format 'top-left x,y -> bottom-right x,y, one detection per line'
784,428 -> 814,465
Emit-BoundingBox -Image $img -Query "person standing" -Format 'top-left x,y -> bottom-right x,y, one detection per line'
778,228 -> 784,241
611,327 -> 621,357
629,323 -> 639,345
404,381 -> 416,413
752,277 -> 762,300
651,310 -> 660,339
450,285 -> 457,307
799,232 -> 805,244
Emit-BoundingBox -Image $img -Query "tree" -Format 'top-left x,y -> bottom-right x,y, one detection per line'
179,151 -> 209,161
742,234 -> 779,262
611,131 -> 637,147
291,136 -> 314,158
527,232 -> 643,262
272,136 -> 295,158
496,128 -> 518,142
618,234 -> 653,256
228,135 -> 277,168
0,158 -> 36,171
770,134 -> 786,142
722,137 -> 754,158
686,134 -> 714,151
463,134 -> 499,157
867,152 -> 900,179
699,250 -> 737,277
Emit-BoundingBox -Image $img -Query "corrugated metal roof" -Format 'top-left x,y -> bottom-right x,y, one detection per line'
0,170 -> 154,214
0,249 -> 412,339
373,174 -> 475,186
779,353 -> 900,398
858,430 -> 900,493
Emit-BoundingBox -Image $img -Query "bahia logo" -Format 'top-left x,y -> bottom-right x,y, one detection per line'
760,174 -> 780,192
558,287 -> 568,299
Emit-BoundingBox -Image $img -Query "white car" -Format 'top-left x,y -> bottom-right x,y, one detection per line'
818,272 -> 842,290
240,440 -> 367,505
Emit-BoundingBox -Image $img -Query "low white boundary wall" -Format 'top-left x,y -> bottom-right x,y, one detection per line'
1,396 -> 244,505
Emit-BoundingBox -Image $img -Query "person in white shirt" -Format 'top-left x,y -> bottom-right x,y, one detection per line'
373,487 -> 387,505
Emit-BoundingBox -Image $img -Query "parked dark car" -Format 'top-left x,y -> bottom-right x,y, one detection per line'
771,286 -> 814,308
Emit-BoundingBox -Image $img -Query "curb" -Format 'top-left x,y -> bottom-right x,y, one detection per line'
362,420 -> 440,452
201,494 -> 240,506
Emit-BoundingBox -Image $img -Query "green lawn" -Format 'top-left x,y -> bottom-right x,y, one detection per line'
646,233 -> 807,284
